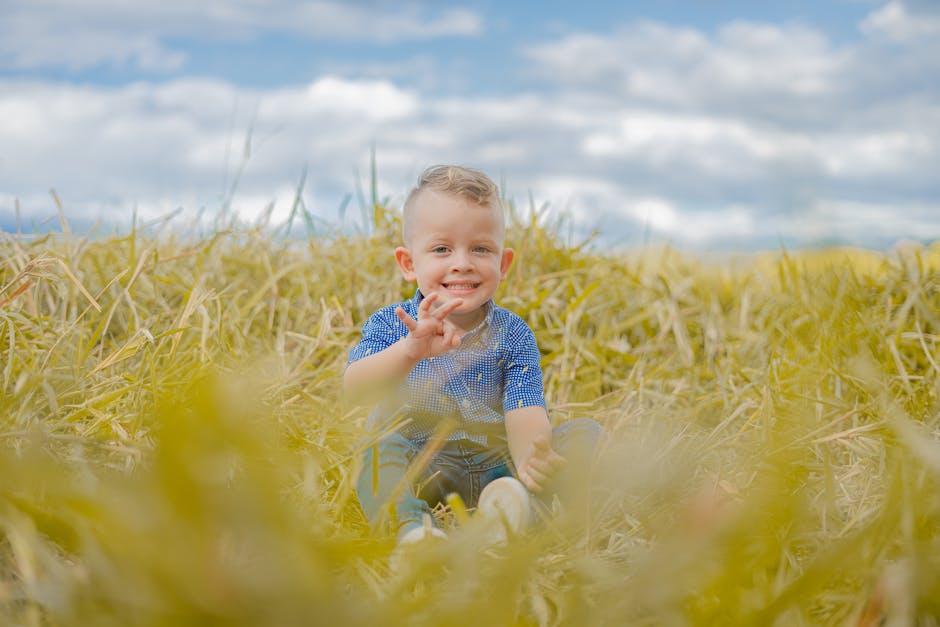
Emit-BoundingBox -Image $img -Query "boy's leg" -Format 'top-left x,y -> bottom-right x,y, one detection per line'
356,433 -> 436,537
468,420 -> 602,535
460,442 -> 529,545
548,418 -> 604,512
552,417 -> 603,463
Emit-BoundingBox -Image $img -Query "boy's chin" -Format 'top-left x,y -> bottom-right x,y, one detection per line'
437,291 -> 479,307
432,293 -> 464,310
428,292 -> 482,314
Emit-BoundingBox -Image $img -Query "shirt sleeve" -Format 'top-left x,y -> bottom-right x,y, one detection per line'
347,306 -> 401,366
501,318 -> 547,412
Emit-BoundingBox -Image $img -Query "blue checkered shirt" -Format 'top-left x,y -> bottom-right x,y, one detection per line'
347,290 -> 547,446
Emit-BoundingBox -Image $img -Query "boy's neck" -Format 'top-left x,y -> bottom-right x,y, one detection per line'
448,307 -> 488,334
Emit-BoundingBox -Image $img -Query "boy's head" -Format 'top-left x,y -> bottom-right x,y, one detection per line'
396,165 -> 514,330
401,165 -> 503,246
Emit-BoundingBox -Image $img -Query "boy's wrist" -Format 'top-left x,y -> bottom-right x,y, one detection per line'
397,335 -> 428,366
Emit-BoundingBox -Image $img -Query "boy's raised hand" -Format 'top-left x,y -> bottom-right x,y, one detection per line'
395,292 -> 463,360
517,435 -> 566,493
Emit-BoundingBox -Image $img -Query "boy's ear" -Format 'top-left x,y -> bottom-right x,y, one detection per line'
395,246 -> 416,281
499,248 -> 515,280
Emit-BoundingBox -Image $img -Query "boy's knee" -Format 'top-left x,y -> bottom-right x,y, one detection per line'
567,417 -> 603,438
360,432 -> 412,464
356,432 -> 420,528
356,432 -> 414,499
552,418 -> 603,452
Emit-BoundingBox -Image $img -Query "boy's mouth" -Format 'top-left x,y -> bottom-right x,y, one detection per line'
443,282 -> 480,292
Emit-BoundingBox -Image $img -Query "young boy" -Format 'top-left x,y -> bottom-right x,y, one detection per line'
345,165 -> 601,545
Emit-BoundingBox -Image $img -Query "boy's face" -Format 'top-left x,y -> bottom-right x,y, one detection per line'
395,189 -> 514,330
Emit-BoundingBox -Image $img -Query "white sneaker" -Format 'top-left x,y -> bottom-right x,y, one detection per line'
397,523 -> 447,546
390,515 -> 447,572
476,477 -> 532,547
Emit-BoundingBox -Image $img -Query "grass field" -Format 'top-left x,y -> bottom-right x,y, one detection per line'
2,206 -> 939,625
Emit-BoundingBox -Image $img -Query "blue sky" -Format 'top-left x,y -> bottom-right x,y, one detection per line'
2,0 -> 939,250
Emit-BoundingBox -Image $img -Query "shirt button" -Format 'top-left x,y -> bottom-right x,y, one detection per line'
460,399 -> 471,409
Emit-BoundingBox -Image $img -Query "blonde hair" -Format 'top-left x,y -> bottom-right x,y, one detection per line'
402,165 -> 503,244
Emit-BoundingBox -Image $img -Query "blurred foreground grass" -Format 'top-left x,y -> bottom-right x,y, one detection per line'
1,209 -> 939,625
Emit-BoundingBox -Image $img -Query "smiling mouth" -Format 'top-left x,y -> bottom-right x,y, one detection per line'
443,282 -> 480,290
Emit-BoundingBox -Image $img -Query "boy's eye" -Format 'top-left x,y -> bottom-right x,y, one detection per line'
433,246 -> 449,253
474,246 -> 491,253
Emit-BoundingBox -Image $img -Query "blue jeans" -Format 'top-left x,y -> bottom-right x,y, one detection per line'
355,418 -> 603,536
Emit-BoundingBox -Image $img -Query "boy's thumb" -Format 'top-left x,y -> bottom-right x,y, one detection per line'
533,434 -> 550,451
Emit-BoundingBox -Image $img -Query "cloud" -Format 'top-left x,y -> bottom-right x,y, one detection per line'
0,1 -> 482,72
2,62 -> 937,249
792,199 -> 940,246
515,6 -> 939,204
861,0 -> 940,40
286,3 -> 482,42
2,6 -> 188,72
523,4 -> 940,134
0,76 -> 425,228
1,2 -> 938,250
578,112 -> 818,173
523,20 -> 849,126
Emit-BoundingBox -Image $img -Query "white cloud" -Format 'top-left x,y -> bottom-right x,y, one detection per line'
820,130 -> 935,177
789,199 -> 940,244
300,77 -> 419,119
0,1 -> 482,72
626,197 -> 681,234
861,0 -> 940,40
2,67 -> 937,249
287,3 -> 482,42
648,203 -> 757,245
523,20 -> 848,121
2,3 -> 939,250
579,112 -> 818,173
519,176 -> 759,248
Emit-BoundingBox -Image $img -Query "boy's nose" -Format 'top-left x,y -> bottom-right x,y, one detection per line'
450,250 -> 474,271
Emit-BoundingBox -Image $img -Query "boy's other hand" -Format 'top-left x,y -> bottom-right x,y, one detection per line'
517,435 -> 566,493
396,292 -> 463,360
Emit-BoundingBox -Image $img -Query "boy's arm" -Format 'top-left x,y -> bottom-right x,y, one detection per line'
343,293 -> 463,401
505,405 -> 565,493
343,337 -> 423,401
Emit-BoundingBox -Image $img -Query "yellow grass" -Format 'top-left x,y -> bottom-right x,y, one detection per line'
1,208 -> 939,625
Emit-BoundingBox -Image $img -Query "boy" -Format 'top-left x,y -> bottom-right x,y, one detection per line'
345,165 -> 600,545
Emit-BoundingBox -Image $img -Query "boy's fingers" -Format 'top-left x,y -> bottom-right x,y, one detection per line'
529,454 -> 565,482
433,297 -> 463,320
519,471 -> 542,493
441,326 -> 458,350
395,306 -> 417,331
524,464 -> 548,487
529,454 -> 560,474
529,459 -> 552,478
532,435 -> 552,452
417,292 -> 437,317
531,436 -> 564,464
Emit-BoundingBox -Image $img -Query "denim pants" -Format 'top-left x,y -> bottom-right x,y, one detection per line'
355,418 -> 603,535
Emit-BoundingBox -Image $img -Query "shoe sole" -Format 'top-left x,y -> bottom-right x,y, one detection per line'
477,477 -> 531,543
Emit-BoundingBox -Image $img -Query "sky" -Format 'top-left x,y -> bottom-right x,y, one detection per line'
1,0 -> 939,251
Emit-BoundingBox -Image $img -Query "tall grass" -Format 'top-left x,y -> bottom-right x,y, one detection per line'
1,207 -> 939,625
